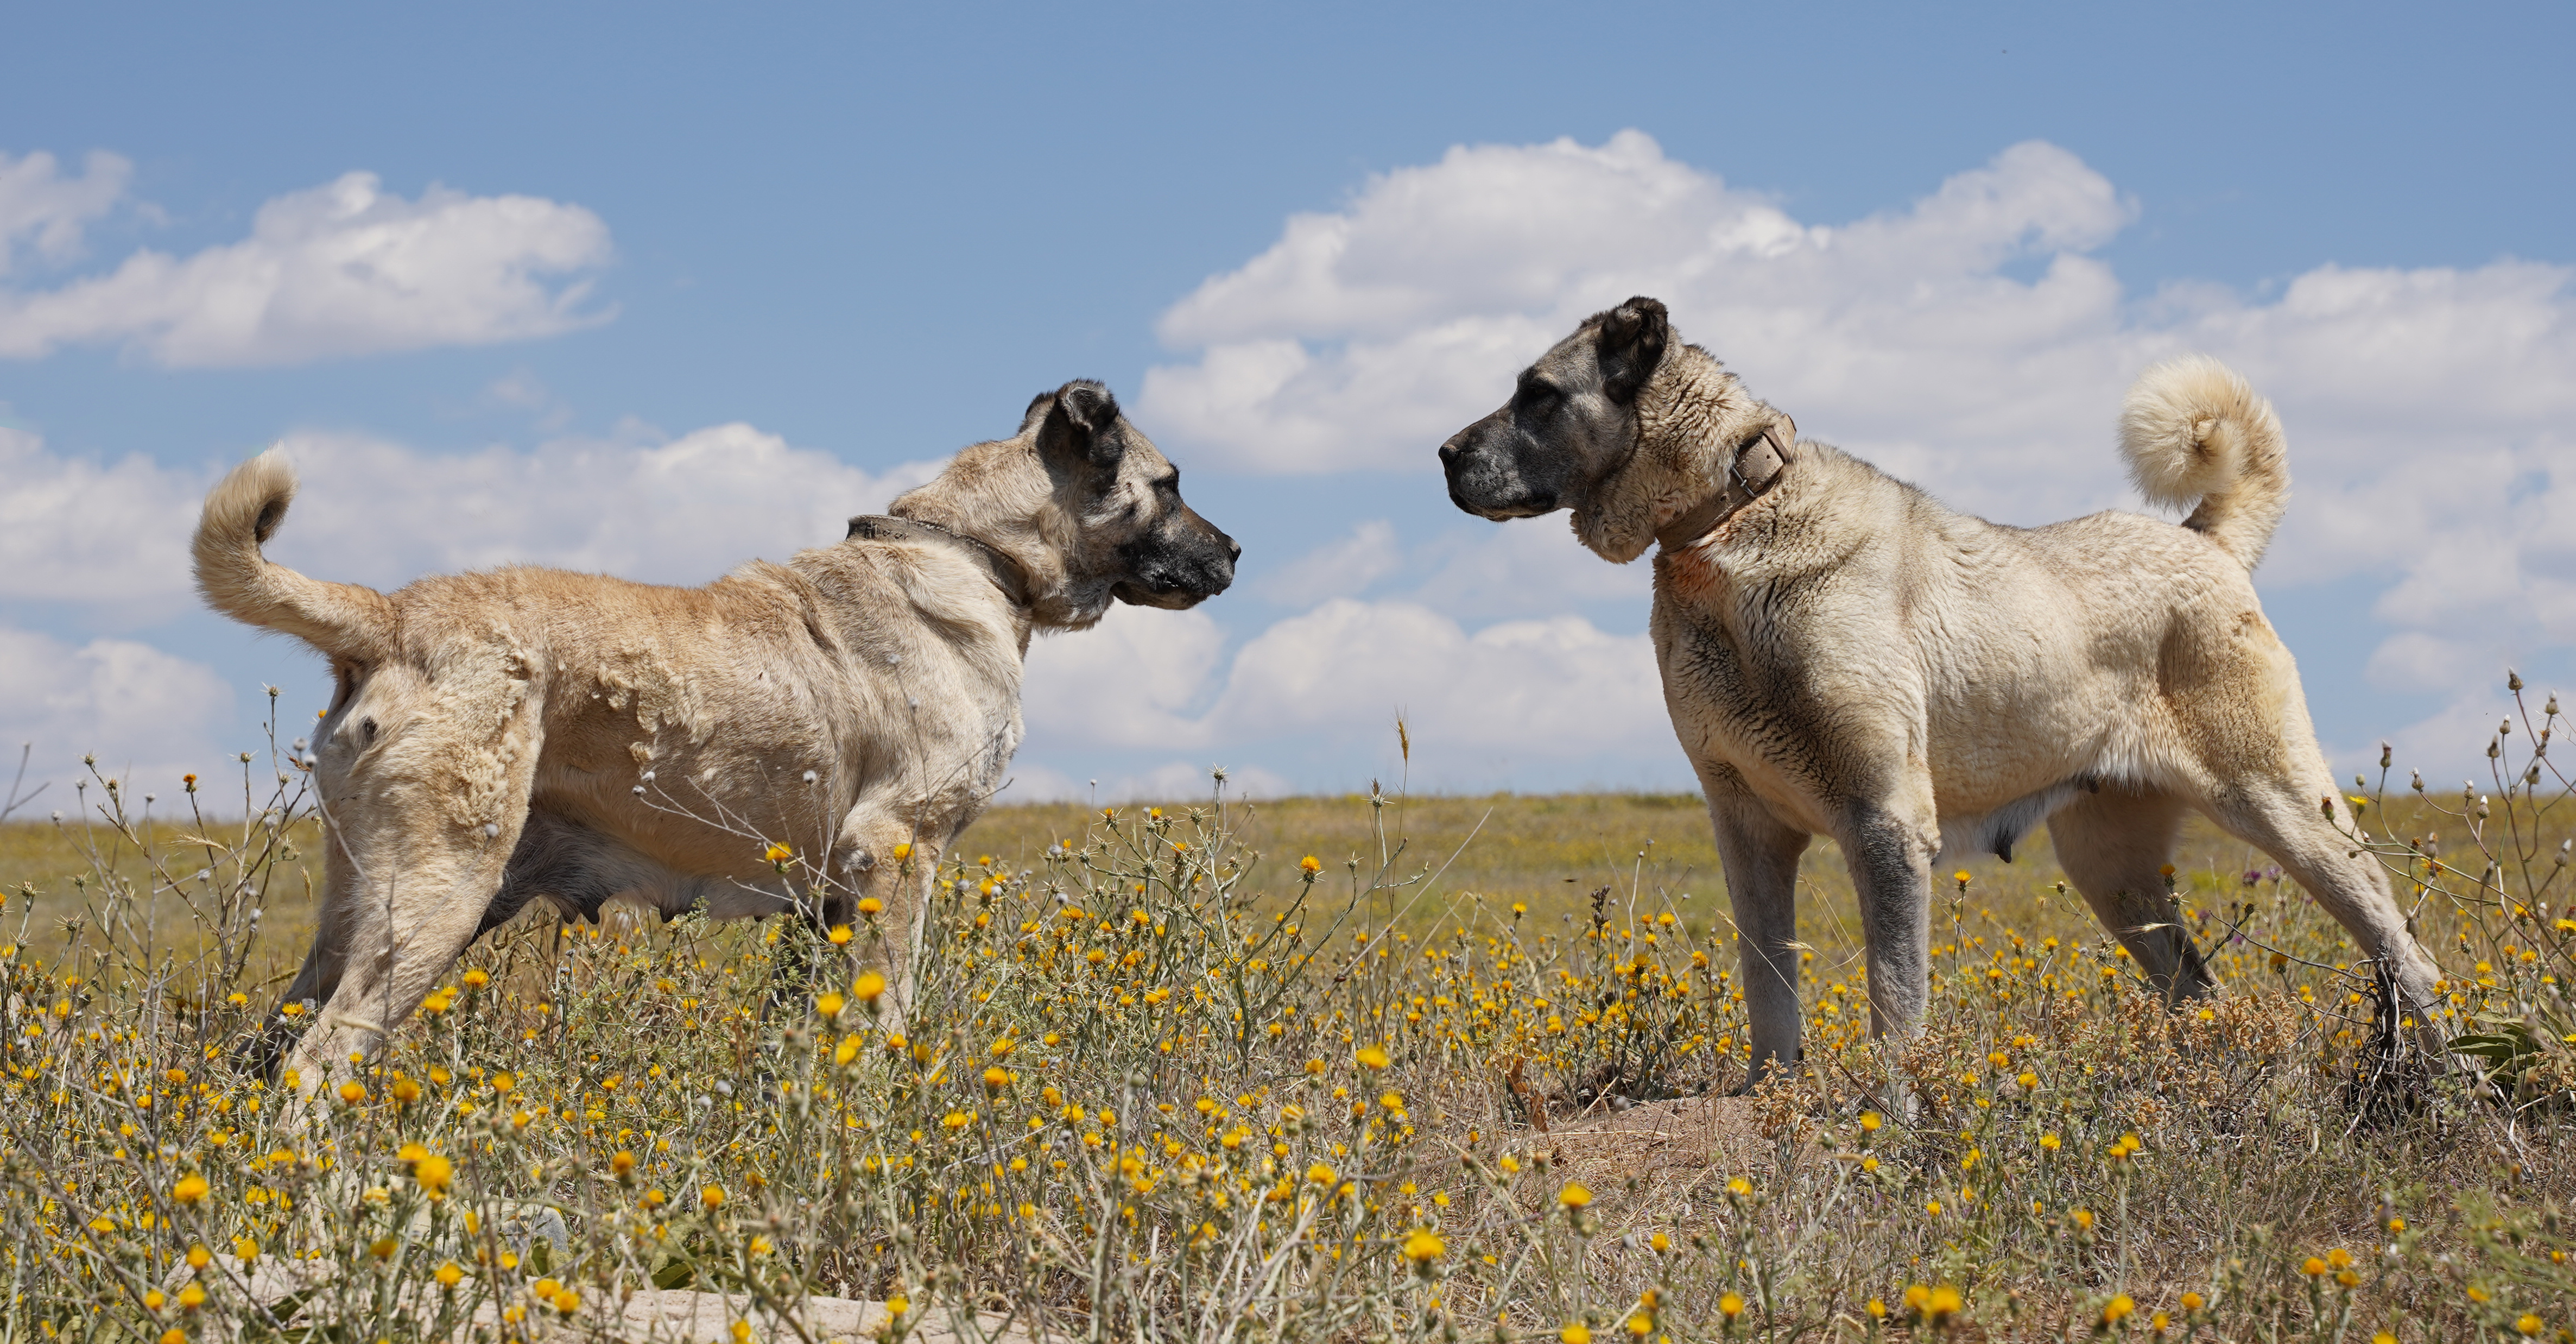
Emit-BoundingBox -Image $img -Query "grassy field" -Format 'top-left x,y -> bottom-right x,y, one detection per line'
0,706 -> 2570,1341
0,783 -> 2489,1011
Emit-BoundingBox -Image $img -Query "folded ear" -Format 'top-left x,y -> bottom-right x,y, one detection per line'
1597,296 -> 1670,403
1036,380 -> 1126,466
1018,388 -> 1058,432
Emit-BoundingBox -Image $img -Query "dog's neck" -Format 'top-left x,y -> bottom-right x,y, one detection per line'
1575,344 -> 1793,563
884,470 -> 1112,631
1651,419 -> 1794,553
845,514 -> 1033,611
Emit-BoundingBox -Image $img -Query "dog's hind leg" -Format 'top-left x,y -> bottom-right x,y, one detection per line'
1701,766 -> 1810,1091
2196,773 -> 2448,1053
281,677 -> 547,1096
245,852 -> 361,1077
2048,787 -> 2213,1005
282,819 -> 531,1096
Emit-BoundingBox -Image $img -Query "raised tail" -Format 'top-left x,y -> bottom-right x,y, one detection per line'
2117,355 -> 2290,570
193,448 -> 396,661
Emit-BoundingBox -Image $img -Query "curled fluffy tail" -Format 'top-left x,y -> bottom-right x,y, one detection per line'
193,448 -> 395,661
2117,355 -> 2290,569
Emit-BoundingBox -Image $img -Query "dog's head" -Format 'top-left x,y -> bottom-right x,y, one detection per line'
1439,296 -> 1673,522
1438,296 -> 1776,562
1035,382 -> 1239,614
896,381 -> 1237,629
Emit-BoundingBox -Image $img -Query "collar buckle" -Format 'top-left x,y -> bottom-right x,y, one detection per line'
1654,415 -> 1796,553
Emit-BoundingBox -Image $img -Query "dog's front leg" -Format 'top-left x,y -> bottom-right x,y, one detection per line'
833,806 -> 945,1034
1841,796 -> 1939,1057
1702,772 -> 1810,1093
246,859 -> 359,1077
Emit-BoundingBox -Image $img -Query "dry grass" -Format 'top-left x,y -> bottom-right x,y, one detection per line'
0,691 -> 2570,1342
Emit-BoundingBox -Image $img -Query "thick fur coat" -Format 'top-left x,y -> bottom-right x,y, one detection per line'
1440,298 -> 2446,1083
195,382 -> 1236,1090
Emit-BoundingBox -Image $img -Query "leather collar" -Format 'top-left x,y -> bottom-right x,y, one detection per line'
1653,415 -> 1796,553
845,514 -> 1034,611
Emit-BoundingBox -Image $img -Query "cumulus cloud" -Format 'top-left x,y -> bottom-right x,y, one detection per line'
1137,130 -> 2576,780
0,423 -> 948,618
1020,598 -> 1674,790
1210,600 -> 1665,755
0,426 -> 210,616
0,627 -> 232,801
0,166 -> 612,365
1406,519 -> 1650,626
17,134 -> 2569,797
1141,134 -> 2148,500
0,149 -> 130,275
248,424 -> 946,591
1021,605 -> 1231,750
1254,520 -> 1404,606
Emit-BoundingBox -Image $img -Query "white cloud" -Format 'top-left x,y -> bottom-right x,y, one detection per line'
1021,604 -> 1231,750
0,149 -> 130,275
1019,598 -> 1676,789
0,423 -> 948,617
254,425 -> 947,590
1407,519 -> 1650,625
1209,600 -> 1666,758
0,426 -> 210,616
0,627 -> 232,803
1137,130 -> 2576,782
1249,512 -> 1651,624
1255,519 -> 1404,605
15,134 -> 2569,797
0,167 -> 612,365
1140,133 -> 2147,500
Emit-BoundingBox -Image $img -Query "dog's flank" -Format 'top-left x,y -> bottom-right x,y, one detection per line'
196,381 -> 1237,1094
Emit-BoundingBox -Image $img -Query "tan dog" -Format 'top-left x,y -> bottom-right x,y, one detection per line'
196,381 -> 1236,1088
1439,296 -> 2446,1087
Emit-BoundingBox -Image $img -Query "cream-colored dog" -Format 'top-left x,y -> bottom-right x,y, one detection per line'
197,381 -> 1236,1088
1439,296 -> 2446,1086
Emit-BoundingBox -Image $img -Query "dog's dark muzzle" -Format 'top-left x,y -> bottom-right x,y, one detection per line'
1439,423 -> 1557,520
1116,519 -> 1239,609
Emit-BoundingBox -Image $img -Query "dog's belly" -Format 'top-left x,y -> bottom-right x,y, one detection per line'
1933,777 -> 2090,863
488,809 -> 797,932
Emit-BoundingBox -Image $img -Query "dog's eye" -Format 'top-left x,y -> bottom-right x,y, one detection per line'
1517,383 -> 1561,417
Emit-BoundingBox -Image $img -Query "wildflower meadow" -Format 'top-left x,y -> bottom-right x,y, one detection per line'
0,680 -> 2568,1341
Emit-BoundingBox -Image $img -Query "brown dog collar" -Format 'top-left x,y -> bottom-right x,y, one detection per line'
845,514 -> 1034,610
1654,415 -> 1795,553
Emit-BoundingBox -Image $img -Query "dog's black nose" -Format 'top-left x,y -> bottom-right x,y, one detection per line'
1438,439 -> 1459,469
1226,538 -> 1242,563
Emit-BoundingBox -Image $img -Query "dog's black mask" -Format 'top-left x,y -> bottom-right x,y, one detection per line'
1439,296 -> 1669,519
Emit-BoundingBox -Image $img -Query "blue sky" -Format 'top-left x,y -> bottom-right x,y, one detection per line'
4,2 -> 2571,804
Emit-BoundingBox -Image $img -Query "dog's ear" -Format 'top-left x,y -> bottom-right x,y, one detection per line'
1597,296 -> 1670,404
1035,380 -> 1126,467
1019,388 -> 1058,432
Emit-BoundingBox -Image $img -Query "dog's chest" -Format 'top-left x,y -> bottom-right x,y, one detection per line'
1646,567 -> 1843,805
